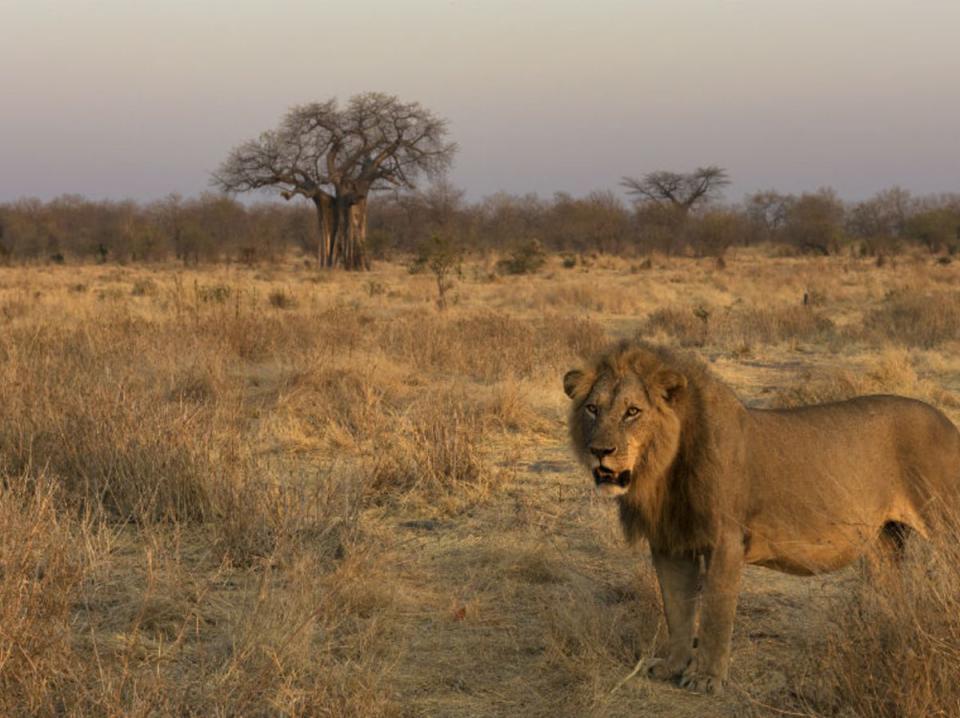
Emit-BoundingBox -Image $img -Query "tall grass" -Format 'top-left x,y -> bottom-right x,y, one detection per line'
794,530 -> 960,717
0,475 -> 85,716
772,349 -> 959,410
368,392 -> 495,510
0,264 -> 607,714
0,321 -> 219,523
864,290 -> 960,348
640,303 -> 835,348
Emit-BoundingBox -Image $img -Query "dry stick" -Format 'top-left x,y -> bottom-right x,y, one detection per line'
608,622 -> 661,697
728,681 -> 818,718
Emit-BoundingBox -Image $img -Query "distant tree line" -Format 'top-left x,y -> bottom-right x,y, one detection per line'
367,180 -> 960,260
0,193 -> 316,265
1,183 -> 958,266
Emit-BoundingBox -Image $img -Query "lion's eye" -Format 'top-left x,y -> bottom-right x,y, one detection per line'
625,406 -> 641,418
585,404 -> 598,416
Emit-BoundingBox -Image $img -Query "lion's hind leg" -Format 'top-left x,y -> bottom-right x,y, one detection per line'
881,521 -> 911,560
863,521 -> 913,585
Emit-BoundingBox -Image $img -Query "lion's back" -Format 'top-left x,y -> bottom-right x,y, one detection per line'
745,394 -> 960,541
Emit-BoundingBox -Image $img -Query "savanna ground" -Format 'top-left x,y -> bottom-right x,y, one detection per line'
2,249 -> 960,717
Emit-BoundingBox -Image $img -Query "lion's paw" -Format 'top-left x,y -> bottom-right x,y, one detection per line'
678,672 -> 724,695
644,658 -> 673,681
644,656 -> 690,682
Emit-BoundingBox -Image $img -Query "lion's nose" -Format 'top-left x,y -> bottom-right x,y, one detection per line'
590,446 -> 616,460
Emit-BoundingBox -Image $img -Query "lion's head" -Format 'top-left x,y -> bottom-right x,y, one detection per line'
564,342 -> 689,498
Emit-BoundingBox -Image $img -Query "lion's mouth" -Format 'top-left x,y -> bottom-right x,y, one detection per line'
593,467 -> 631,489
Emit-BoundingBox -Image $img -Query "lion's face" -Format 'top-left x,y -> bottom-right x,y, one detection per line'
564,359 -> 687,498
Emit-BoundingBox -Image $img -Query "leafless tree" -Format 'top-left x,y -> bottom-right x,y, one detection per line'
744,190 -> 795,243
213,93 -> 457,270
621,166 -> 730,214
847,186 -> 913,240
417,178 -> 467,231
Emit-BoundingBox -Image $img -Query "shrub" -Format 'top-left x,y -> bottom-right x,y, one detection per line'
196,283 -> 231,303
365,280 -> 387,297
498,239 -> 547,275
131,278 -> 158,296
268,288 -> 298,309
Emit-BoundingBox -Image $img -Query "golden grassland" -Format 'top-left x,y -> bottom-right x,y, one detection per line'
1,249 -> 959,716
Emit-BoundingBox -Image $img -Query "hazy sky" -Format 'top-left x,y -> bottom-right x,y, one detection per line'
2,0 -> 958,203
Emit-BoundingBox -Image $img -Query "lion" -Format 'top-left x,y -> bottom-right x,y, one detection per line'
563,340 -> 960,695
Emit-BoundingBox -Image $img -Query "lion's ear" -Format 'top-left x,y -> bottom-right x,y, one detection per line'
654,369 -> 687,403
563,369 -> 587,399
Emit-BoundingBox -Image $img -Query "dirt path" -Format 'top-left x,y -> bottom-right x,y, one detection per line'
379,434 -> 844,717
369,359 -> 864,717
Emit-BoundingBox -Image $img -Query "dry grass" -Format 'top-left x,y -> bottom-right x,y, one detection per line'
641,303 -> 836,350
0,252 -> 957,716
772,348 -> 960,411
0,475 -> 85,716
791,530 -> 960,717
539,556 -> 664,716
864,289 -> 960,348
368,392 -> 494,510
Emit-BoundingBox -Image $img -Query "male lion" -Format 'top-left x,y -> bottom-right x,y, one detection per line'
563,340 -> 960,695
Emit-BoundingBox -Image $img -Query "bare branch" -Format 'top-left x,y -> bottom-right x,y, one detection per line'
621,167 -> 730,213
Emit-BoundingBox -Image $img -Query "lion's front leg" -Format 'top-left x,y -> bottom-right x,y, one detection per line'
648,550 -> 700,682
678,538 -> 744,695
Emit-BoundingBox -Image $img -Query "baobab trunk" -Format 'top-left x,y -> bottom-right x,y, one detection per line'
334,196 -> 370,270
312,194 -> 336,268
351,197 -> 370,270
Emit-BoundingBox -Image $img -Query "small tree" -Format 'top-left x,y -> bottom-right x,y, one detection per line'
630,201 -> 687,254
685,210 -> 749,258
905,208 -> 960,254
214,93 -> 457,270
498,238 -> 547,275
410,234 -> 463,310
847,187 -> 912,241
782,189 -> 846,255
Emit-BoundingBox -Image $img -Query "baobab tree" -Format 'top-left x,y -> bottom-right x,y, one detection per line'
213,93 -> 457,269
621,166 -> 730,214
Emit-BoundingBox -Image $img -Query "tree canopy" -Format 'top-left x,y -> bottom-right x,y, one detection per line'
621,166 -> 730,213
213,93 -> 457,269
